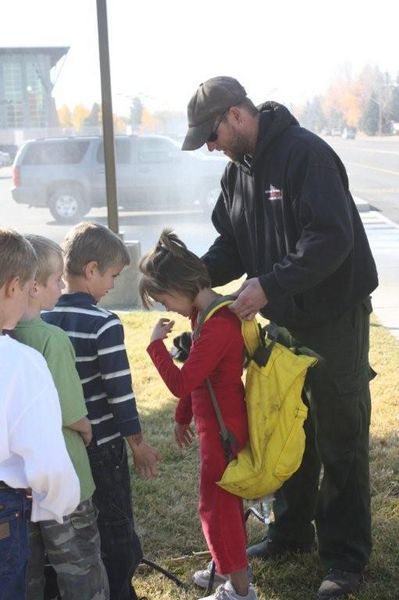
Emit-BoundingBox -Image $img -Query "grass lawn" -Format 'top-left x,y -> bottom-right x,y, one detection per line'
120,309 -> 399,600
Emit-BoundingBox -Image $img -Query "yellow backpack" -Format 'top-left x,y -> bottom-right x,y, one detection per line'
197,296 -> 317,500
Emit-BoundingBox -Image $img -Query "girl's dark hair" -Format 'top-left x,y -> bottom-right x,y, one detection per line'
139,229 -> 211,309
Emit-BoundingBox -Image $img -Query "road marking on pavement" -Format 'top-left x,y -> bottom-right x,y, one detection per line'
355,149 -> 399,156
353,188 -> 399,194
347,162 -> 399,177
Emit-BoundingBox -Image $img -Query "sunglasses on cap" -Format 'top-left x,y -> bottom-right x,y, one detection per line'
207,109 -> 230,143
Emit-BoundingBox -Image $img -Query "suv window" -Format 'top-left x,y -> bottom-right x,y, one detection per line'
22,140 -> 90,165
138,137 -> 177,163
96,138 -> 132,164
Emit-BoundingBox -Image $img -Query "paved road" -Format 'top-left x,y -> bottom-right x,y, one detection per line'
0,171 -> 213,256
327,136 -> 399,224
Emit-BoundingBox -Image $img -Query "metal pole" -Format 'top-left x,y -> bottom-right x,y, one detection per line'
96,0 -> 119,234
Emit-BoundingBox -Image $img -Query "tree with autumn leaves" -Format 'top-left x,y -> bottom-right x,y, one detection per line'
296,65 -> 399,135
57,104 -> 90,131
58,65 -> 399,139
57,103 -> 123,133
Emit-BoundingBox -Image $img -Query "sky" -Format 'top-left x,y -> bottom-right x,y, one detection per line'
1,0 -> 398,115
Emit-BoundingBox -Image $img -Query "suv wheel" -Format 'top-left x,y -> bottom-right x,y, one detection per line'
49,186 -> 88,224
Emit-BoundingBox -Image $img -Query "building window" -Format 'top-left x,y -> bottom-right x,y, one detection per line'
26,60 -> 47,127
3,62 -> 24,128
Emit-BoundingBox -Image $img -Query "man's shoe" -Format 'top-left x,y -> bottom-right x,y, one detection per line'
246,535 -> 314,559
198,580 -> 257,600
317,569 -> 363,599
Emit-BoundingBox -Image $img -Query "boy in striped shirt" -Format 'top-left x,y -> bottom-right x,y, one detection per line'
43,222 -> 159,600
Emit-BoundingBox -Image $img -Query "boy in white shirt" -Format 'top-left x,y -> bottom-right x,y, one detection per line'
0,228 -> 80,600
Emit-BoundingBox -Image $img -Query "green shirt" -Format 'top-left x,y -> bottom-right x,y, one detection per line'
14,318 -> 95,502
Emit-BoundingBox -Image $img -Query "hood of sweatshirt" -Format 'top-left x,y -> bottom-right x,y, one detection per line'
250,102 -> 299,167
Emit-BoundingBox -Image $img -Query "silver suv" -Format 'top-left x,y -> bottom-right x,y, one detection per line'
11,134 -> 226,223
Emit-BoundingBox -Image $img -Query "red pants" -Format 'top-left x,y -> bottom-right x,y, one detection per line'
197,420 -> 248,575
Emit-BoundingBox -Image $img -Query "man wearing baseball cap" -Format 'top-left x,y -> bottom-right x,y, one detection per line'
182,76 -> 378,600
182,76 -> 247,151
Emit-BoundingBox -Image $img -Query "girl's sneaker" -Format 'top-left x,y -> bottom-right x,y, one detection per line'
193,561 -> 227,589
198,580 -> 257,600
193,561 -> 253,590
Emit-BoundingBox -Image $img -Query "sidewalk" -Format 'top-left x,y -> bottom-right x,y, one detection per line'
356,198 -> 399,342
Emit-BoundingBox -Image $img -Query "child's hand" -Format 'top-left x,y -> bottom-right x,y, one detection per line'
174,423 -> 195,448
128,435 -> 160,479
69,416 -> 92,446
80,428 -> 93,447
151,318 -> 175,343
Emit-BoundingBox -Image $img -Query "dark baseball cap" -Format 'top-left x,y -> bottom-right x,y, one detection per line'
182,76 -> 247,151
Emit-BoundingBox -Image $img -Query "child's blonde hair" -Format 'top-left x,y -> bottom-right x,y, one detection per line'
25,235 -> 63,285
0,228 -> 37,288
139,229 -> 211,309
62,222 -> 130,277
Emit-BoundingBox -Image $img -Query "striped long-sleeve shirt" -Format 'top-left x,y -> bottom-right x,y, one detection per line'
42,292 -> 141,446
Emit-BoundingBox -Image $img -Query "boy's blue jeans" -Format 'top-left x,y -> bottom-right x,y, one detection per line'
0,487 -> 31,600
87,438 -> 143,600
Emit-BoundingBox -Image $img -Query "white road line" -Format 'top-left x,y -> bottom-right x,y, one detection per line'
347,162 -> 399,177
355,148 -> 399,156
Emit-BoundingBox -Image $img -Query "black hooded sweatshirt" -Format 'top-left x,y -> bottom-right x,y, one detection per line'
203,102 -> 378,329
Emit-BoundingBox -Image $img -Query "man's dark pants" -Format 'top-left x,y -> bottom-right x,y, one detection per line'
268,298 -> 373,573
88,438 -> 143,600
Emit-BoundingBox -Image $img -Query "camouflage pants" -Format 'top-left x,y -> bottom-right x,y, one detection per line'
27,498 -> 109,600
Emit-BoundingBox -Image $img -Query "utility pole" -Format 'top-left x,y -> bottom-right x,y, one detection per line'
96,0 -> 119,235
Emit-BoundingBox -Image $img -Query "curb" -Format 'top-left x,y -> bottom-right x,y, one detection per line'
354,196 -> 370,212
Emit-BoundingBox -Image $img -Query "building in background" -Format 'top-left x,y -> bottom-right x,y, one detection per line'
0,46 -> 69,146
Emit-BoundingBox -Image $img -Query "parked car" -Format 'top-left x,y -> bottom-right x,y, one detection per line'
320,128 -> 331,136
0,144 -> 18,162
342,127 -> 357,140
330,128 -> 343,137
0,150 -> 11,167
11,135 -> 227,223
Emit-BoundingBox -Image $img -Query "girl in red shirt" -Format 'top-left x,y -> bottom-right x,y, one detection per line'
139,230 -> 257,600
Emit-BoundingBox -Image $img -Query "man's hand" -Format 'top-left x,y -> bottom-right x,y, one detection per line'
150,318 -> 175,343
127,434 -> 160,479
174,423 -> 195,448
229,278 -> 268,320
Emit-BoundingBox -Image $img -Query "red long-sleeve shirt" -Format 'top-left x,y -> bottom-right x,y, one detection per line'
147,307 -> 247,435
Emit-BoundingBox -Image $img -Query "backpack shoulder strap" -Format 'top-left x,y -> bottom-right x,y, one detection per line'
195,294 -> 264,360
193,294 -> 239,463
194,294 -> 236,339
241,318 -> 263,358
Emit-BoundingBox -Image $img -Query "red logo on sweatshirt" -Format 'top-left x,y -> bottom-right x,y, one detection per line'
265,185 -> 282,201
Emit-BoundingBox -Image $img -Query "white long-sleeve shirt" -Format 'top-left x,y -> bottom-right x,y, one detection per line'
0,335 -> 80,523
